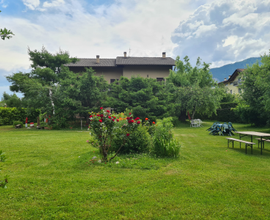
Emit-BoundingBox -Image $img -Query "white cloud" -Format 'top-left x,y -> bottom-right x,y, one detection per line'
43,0 -> 65,8
172,0 -> 270,67
22,0 -> 40,10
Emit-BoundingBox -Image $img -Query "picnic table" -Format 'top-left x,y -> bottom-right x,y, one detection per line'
235,131 -> 270,155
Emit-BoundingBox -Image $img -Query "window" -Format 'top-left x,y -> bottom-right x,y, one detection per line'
110,79 -> 116,84
233,81 -> 238,86
238,77 -> 242,85
238,88 -> 242,93
230,90 -> 232,94
156,78 -> 165,82
110,79 -> 119,84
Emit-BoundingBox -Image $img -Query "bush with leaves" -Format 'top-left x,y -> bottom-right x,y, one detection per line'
110,125 -> 151,154
89,107 -> 141,161
151,117 -> 181,157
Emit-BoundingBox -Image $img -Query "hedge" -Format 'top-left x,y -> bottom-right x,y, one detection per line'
0,107 -> 40,125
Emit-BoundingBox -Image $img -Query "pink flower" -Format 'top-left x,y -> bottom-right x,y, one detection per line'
108,116 -> 111,119
126,133 -> 130,137
137,121 -> 141,124
129,113 -> 131,115
106,110 -> 110,113
112,119 -> 115,121
86,140 -> 89,142
100,107 -> 103,110
117,119 -> 119,122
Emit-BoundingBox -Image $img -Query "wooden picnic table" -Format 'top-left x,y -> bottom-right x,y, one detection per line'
235,131 -> 270,155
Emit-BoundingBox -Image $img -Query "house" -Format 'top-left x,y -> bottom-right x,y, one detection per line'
66,52 -> 175,83
218,69 -> 245,94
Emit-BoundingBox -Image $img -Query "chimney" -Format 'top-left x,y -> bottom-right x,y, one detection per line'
124,52 -> 127,58
224,78 -> 227,81
228,75 -> 231,79
162,52 -> 166,58
96,55 -> 100,64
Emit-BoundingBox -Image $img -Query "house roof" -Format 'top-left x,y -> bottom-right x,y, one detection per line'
66,56 -> 175,67
218,68 -> 245,84
116,57 -> 175,66
66,58 -> 116,67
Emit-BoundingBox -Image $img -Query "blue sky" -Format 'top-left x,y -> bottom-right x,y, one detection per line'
0,0 -> 270,98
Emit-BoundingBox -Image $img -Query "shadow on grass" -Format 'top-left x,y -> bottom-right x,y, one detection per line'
73,149 -> 180,171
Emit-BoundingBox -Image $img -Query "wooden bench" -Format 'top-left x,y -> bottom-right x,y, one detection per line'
226,138 -> 255,154
255,138 -> 270,149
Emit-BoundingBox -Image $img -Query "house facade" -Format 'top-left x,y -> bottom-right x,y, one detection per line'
218,69 -> 245,94
66,52 -> 175,83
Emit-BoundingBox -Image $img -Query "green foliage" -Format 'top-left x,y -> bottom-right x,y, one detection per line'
0,10 -> 14,40
0,107 -> 40,125
237,50 -> 270,126
7,47 -> 108,128
0,92 -> 23,108
167,56 -> 223,121
89,108 -> 141,161
12,120 -> 23,128
110,125 -> 151,154
152,117 -> 181,157
108,76 -> 168,120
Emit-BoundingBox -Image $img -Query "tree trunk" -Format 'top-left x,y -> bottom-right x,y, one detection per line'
178,110 -> 187,122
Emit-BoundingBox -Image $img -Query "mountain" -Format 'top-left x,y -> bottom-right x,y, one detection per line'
210,57 -> 262,82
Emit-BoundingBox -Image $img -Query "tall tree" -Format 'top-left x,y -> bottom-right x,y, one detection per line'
0,92 -> 23,108
239,50 -> 270,126
167,56 -> 223,122
6,47 -> 108,127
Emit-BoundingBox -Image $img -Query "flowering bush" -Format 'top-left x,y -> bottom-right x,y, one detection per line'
110,125 -> 151,154
89,108 -> 141,161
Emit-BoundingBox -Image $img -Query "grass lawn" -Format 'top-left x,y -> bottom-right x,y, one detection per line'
1,122 -> 270,219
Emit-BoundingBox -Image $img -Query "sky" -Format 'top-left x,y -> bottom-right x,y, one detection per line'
0,0 -> 270,98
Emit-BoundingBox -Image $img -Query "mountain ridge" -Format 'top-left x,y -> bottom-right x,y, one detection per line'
210,57 -> 262,82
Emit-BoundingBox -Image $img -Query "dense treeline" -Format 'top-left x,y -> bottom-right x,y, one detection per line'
8,47 -> 269,127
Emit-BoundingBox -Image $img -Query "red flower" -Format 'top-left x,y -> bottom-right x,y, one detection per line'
100,114 -> 104,117
97,114 -> 100,116
152,121 -> 155,124
112,119 -> 115,122
137,121 -> 141,124
135,117 -> 140,121
89,115 -> 93,118
99,119 -> 103,123
128,120 -> 134,123
127,117 -> 130,120
106,110 -> 110,113
108,116 -> 111,119
130,117 -> 133,119
145,118 -> 148,121
129,113 -> 131,115
113,116 -> 116,119
117,119 -> 119,122
100,107 -> 103,110
126,133 -> 130,137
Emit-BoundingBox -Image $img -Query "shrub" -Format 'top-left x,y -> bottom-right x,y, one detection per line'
12,120 -> 23,128
110,125 -> 151,154
89,107 -> 141,161
151,117 -> 181,157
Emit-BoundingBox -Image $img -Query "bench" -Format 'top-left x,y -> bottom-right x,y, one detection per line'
226,138 -> 255,154
255,138 -> 270,149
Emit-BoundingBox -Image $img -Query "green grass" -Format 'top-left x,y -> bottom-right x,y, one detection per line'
1,122 -> 270,219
